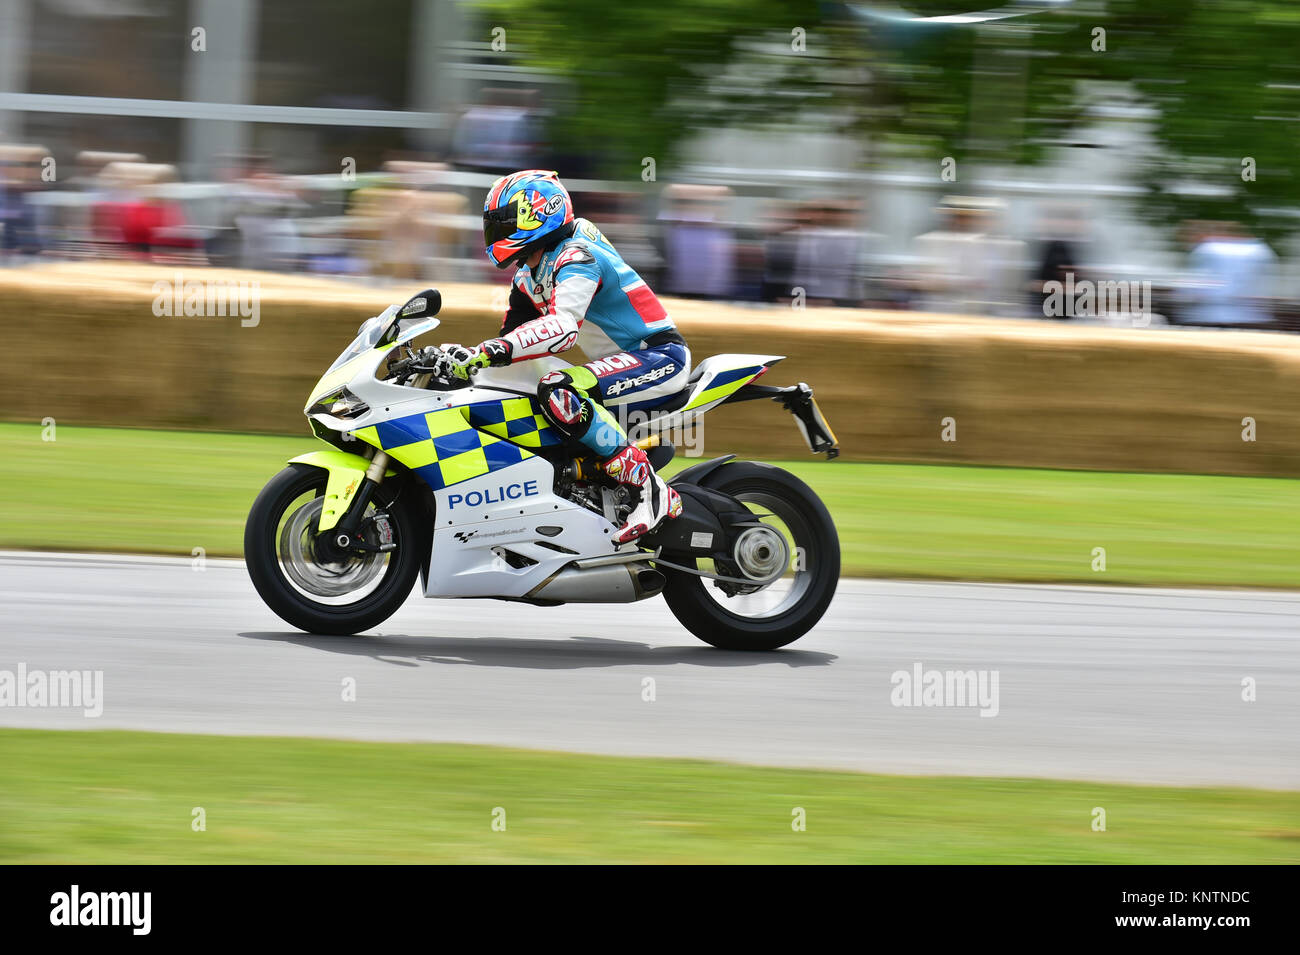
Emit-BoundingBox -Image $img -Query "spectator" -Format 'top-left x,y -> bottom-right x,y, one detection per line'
1027,203 -> 1089,319
1180,221 -> 1278,328
0,145 -> 46,259
230,169 -> 306,272
760,200 -> 801,303
89,162 -> 195,259
583,190 -> 661,287
910,196 -> 1008,315
451,88 -> 547,176
789,199 -> 873,307
657,184 -> 736,300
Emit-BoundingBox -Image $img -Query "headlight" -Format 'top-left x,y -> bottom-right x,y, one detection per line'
308,387 -> 370,419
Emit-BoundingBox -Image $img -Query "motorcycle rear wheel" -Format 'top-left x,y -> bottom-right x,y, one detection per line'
662,462 -> 840,650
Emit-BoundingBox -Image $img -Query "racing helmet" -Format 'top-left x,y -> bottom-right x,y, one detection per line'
482,169 -> 575,268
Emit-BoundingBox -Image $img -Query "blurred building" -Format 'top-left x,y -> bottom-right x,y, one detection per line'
0,0 -> 478,178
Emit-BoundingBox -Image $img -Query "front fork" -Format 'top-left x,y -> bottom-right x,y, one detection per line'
321,450 -> 393,553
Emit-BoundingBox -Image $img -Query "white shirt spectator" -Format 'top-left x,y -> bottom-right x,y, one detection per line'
1186,237 -> 1277,326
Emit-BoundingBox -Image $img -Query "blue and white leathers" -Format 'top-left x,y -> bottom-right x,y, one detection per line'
495,218 -> 692,459
508,218 -> 682,357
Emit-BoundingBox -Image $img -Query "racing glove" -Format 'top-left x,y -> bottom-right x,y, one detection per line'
439,338 -> 512,379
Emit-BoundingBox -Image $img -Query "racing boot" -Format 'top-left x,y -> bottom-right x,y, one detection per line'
603,445 -> 682,544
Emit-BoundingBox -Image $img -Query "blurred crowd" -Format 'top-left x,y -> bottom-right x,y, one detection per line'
1,140 -> 1295,332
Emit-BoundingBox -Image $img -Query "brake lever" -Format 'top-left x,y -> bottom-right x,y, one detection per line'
390,346 -> 447,380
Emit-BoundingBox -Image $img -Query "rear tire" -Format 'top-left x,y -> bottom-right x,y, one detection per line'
244,464 -> 423,635
662,462 -> 839,650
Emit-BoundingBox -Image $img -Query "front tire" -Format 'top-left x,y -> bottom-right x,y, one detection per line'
244,464 -> 423,635
661,462 -> 839,650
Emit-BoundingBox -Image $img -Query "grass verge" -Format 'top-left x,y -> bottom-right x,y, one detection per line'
1,729 -> 1296,864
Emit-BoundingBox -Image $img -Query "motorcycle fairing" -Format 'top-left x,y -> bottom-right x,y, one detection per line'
677,354 -> 781,413
423,453 -> 623,598
305,313 -> 442,411
298,320 -> 797,595
287,448 -> 396,533
350,406 -> 536,492
461,395 -> 564,449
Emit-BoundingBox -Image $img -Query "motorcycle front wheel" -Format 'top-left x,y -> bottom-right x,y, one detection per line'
244,464 -> 422,635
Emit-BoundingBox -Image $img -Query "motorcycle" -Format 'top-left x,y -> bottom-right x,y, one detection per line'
244,289 -> 841,650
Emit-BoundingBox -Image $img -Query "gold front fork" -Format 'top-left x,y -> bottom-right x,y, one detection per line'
365,450 -> 390,484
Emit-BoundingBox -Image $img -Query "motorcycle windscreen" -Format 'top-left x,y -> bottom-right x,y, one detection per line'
326,305 -> 400,373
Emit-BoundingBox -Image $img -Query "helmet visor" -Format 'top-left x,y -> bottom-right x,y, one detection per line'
483,200 -> 519,248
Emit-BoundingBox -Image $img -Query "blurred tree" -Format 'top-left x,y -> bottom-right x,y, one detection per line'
479,0 -> 1300,241
1073,0 -> 1300,245
820,0 -> 1300,243
473,0 -> 853,179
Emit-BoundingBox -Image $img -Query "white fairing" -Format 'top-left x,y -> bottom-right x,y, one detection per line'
310,316 -> 779,602
425,454 -> 626,598
627,352 -> 784,438
471,354 -> 570,389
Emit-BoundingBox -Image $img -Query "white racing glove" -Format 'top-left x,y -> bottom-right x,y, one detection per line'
438,339 -> 512,379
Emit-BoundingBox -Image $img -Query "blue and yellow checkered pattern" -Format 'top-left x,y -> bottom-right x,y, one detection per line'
464,396 -> 563,449
352,406 -> 536,491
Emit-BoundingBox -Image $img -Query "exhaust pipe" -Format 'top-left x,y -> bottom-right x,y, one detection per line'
528,563 -> 665,603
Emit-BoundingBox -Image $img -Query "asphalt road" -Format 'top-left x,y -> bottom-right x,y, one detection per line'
1,550 -> 1296,788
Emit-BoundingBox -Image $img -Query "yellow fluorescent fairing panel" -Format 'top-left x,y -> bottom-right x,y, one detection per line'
681,364 -> 769,411
287,448 -> 394,533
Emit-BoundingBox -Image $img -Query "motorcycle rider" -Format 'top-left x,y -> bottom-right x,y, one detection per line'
438,169 -> 685,543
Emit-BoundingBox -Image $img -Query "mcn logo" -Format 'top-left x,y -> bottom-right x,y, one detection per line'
588,353 -> 642,377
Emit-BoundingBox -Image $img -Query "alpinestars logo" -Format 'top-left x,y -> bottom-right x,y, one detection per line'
605,364 -> 676,396
481,338 -> 511,362
554,245 -> 594,270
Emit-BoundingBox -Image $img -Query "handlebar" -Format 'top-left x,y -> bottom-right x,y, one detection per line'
386,356 -> 417,378
385,345 -> 480,385
386,346 -> 439,381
